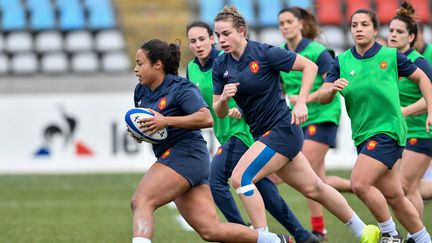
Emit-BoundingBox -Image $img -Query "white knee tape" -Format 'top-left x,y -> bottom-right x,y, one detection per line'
235,184 -> 256,194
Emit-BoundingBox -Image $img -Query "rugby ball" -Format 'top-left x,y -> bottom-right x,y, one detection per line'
125,108 -> 168,144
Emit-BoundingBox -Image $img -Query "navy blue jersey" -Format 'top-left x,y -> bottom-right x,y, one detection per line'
212,40 -> 297,138
134,74 -> 209,157
404,48 -> 432,80
326,42 -> 417,83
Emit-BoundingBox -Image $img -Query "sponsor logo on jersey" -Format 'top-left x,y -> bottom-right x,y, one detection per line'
308,125 -> 317,136
158,97 -> 167,110
161,149 -> 171,159
366,140 -> 377,150
408,138 -> 418,145
250,61 -> 260,73
380,61 -> 388,69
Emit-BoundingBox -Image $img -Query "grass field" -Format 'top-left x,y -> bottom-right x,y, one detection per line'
1,171 -> 431,243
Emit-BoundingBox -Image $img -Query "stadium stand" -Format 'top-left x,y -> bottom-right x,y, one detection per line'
375,0 -> 399,24
315,0 -> 343,25
0,0 -> 129,75
1,0 -> 432,77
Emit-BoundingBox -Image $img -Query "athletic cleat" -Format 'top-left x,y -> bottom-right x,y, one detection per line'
380,231 -> 403,243
277,233 -> 294,243
302,233 -> 320,243
405,238 -> 415,243
360,225 -> 380,243
312,229 -> 328,242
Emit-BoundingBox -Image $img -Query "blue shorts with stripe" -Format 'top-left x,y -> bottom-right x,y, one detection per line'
405,137 -> 432,157
258,116 -> 304,160
356,134 -> 404,169
302,122 -> 338,148
157,138 -> 210,187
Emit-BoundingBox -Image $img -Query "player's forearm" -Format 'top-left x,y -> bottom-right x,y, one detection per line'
318,84 -> 337,104
165,108 -> 213,129
403,98 -> 427,117
298,63 -> 318,103
213,96 -> 229,118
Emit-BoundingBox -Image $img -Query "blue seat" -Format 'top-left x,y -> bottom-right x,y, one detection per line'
26,0 -> 52,11
56,0 -> 81,10
199,0 -> 223,24
287,0 -> 312,8
88,6 -> 116,30
258,0 -> 282,26
59,5 -> 86,31
0,0 -> 21,9
30,6 -> 56,31
228,0 -> 256,26
83,0 -> 112,9
1,5 -> 26,31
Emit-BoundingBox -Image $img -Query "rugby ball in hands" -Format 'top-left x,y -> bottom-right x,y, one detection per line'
125,108 -> 168,144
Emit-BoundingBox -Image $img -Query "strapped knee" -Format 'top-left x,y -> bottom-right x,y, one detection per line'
235,183 -> 256,196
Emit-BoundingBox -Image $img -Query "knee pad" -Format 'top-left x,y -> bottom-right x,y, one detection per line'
236,146 -> 276,196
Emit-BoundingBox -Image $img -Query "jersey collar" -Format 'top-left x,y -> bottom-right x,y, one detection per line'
403,48 -> 415,56
350,42 -> 382,59
283,38 -> 311,53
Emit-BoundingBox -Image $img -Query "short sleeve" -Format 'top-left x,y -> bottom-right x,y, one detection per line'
324,57 -> 340,83
397,51 -> 417,77
212,57 -> 225,95
267,46 -> 297,73
414,58 -> 432,82
177,84 -> 208,114
316,50 -> 334,75
133,84 -> 143,107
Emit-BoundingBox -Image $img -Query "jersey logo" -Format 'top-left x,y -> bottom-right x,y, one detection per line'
380,61 -> 388,69
223,70 -> 229,78
216,147 -> 223,156
366,140 -> 377,150
161,149 -> 171,159
408,138 -> 418,145
250,61 -> 260,73
349,70 -> 355,76
158,97 -> 167,110
308,125 -> 317,136
261,130 -> 271,137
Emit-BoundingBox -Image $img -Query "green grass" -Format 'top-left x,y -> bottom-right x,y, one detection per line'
0,171 -> 431,243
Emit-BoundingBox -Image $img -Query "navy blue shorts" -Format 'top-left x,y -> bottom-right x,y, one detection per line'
157,139 -> 210,187
211,136 -> 248,180
258,117 -> 304,160
405,137 -> 432,157
302,122 -> 338,148
356,134 -> 404,169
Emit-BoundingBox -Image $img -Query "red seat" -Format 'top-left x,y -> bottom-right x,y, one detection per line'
410,0 -> 430,23
345,0 -> 371,22
376,0 -> 399,24
316,0 -> 343,25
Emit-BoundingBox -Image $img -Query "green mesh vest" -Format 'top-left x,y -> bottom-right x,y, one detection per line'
422,43 -> 432,64
187,60 -> 255,146
338,46 -> 407,146
398,50 -> 432,139
280,41 -> 341,127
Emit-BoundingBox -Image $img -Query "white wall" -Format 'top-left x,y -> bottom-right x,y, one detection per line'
0,93 -> 357,174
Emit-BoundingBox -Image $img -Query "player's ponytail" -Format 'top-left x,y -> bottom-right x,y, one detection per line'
140,39 -> 180,75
